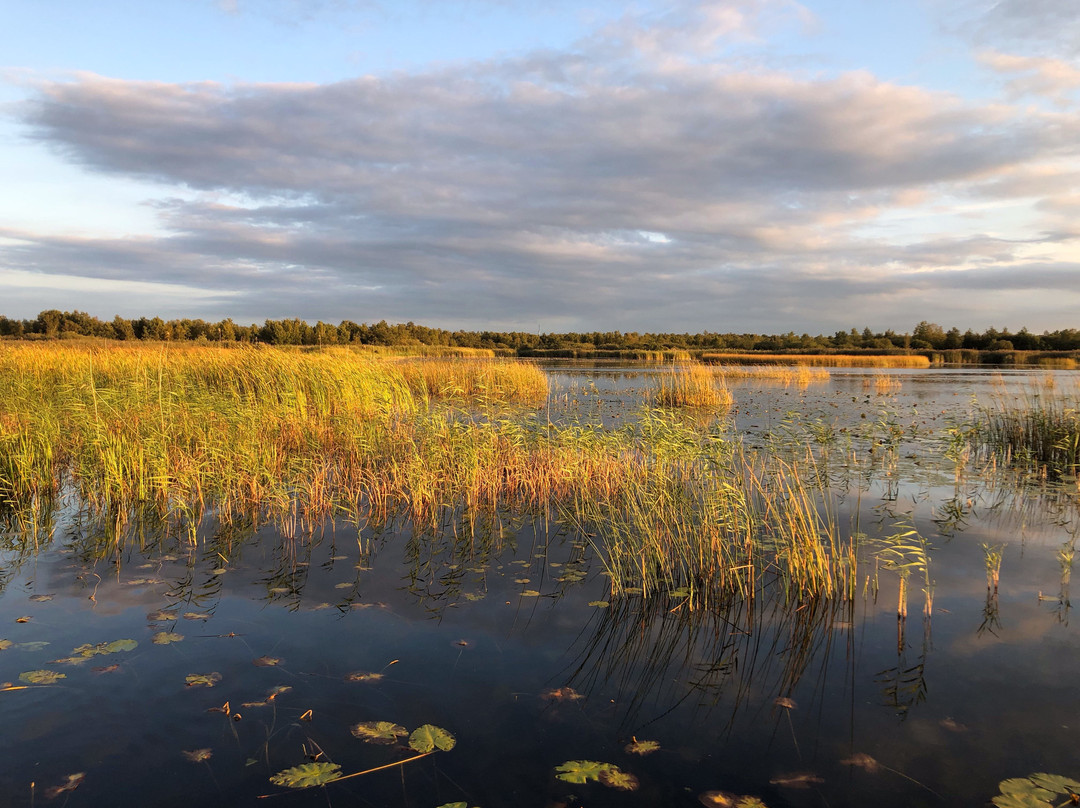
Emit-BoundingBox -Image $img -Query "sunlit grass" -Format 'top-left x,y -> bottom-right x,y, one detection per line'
0,343 -> 867,604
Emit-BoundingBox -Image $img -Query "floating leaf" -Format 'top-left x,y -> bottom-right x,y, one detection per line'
514,578 -> 531,584
0,639 -> 12,650
64,639 -> 138,661
92,664 -> 120,674
183,748 -> 213,763
106,639 -> 138,653
599,767 -> 639,791
270,762 -> 342,789
435,803 -> 468,808
29,594 -> 54,602
993,773 -> 1080,808
351,721 -> 408,744
774,697 -> 797,709
408,724 -> 456,753
554,760 -> 613,784
183,612 -> 212,620
19,669 -> 65,685
211,568 -> 227,575
147,610 -> 176,621
52,656 -> 95,666
253,656 -> 282,667
519,590 -> 541,597
14,641 -> 49,652
185,672 -> 222,688
841,753 -> 879,773
267,685 -> 292,699
15,616 -> 31,623
44,773 -> 84,799
769,773 -> 823,789
625,739 -> 660,756
700,792 -> 767,808
345,671 -> 383,683
334,582 -> 353,589
152,631 -> 184,645
463,592 -> 485,602
541,686 -> 583,701
588,600 -> 610,608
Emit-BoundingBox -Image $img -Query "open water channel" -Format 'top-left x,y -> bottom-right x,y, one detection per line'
1,363 -> 1077,807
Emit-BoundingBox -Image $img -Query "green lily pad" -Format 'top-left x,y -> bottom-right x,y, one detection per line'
554,760 -> 614,784
19,669 -> 66,685
185,672 -> 222,688
270,762 -> 342,789
351,721 -> 408,744
408,724 -> 456,753
625,739 -> 660,755
152,631 -> 184,645
993,773 -> 1080,808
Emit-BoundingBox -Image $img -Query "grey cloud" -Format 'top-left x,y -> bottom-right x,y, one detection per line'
7,16 -> 1080,332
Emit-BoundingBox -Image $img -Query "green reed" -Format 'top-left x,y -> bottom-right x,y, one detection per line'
0,343 -> 865,604
978,379 -> 1080,477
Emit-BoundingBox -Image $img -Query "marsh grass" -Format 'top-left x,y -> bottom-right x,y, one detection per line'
1,343 -> 866,604
702,353 -> 930,368
978,381 -> 1080,477
711,365 -> 830,387
654,365 -> 734,409
864,374 -> 903,393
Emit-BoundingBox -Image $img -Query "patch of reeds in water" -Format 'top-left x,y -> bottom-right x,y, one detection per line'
711,364 -> 830,387
702,353 -> 930,368
863,374 -> 902,393
978,381 -> 1080,477
654,365 -> 734,409
0,343 -> 862,605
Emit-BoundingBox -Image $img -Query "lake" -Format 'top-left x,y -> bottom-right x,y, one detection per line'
1,362 -> 1077,808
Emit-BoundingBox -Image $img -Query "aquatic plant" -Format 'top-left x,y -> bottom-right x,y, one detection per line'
983,543 -> 1006,592
654,364 -> 734,409
992,772 -> 1080,807
978,382 -> 1080,477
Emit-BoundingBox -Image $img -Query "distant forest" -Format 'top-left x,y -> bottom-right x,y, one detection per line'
3,309 -> 1080,354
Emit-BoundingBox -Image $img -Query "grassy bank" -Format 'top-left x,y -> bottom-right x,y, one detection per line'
702,353 -> 930,368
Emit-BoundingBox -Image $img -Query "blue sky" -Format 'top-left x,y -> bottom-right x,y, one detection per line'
2,0 -> 1079,334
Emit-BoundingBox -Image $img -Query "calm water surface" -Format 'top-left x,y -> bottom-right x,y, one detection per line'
1,364 -> 1078,807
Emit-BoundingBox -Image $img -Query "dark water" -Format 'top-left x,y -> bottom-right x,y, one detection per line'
1,365 -> 1078,807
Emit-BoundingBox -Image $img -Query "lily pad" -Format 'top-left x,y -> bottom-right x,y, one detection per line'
0,639 -> 11,650
625,739 -> 660,755
44,773 -> 85,799
28,594 -> 54,602
152,631 -> 184,645
408,724 -> 456,753
183,612 -> 212,620
185,672 -> 222,688
14,641 -> 49,652
588,600 -> 610,608
993,773 -> 1080,808
19,669 -> 66,685
541,686 -> 583,701
183,748 -> 213,763
253,656 -> 282,667
147,610 -> 177,621
270,762 -> 342,789
351,720 -> 408,744
345,671 -> 383,683
599,767 -> 639,791
554,760 -> 614,784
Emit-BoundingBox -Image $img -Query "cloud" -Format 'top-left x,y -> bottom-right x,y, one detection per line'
5,1 -> 1080,331
979,50 -> 1080,104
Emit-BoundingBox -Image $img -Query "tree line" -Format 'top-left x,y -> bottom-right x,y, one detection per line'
2,310 -> 1079,353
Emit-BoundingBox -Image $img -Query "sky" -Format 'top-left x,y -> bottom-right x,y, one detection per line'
1,0 -> 1079,335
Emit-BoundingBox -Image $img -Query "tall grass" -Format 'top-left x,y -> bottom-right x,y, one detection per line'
978,381 -> 1080,476
702,353 -> 930,368
711,364 -> 830,387
654,365 -> 734,409
0,343 -> 863,605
